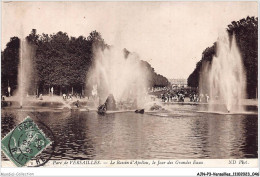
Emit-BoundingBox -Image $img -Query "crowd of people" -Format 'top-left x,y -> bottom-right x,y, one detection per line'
160,91 -> 185,102
33,92 -> 84,101
2,85 -> 211,104
62,93 -> 84,101
159,89 -> 210,103
189,93 -> 209,103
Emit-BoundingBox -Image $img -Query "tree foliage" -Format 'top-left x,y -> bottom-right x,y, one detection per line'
1,30 -> 169,95
139,60 -> 170,87
123,48 -> 170,88
1,37 -> 20,95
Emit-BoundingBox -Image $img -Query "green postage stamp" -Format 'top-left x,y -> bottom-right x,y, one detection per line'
1,116 -> 51,167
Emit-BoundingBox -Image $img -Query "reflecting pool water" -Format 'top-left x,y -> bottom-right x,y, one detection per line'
1,104 -> 258,160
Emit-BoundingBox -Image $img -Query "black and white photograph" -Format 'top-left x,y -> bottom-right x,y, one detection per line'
1,1 -> 258,175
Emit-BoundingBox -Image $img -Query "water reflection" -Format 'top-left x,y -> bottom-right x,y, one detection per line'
1,104 -> 258,160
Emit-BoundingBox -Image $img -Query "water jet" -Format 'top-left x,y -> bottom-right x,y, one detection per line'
89,46 -> 149,111
16,38 -> 35,107
200,32 -> 246,113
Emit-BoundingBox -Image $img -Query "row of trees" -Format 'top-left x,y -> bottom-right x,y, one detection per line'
187,16 -> 258,98
1,29 -> 169,96
140,60 -> 170,87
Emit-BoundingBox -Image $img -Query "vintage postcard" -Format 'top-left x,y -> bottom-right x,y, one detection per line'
1,1 -> 258,176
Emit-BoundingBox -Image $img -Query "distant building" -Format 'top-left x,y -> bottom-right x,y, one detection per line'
169,79 -> 187,88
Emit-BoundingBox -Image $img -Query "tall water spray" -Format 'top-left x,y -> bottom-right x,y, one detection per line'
200,32 -> 246,113
88,46 -> 148,108
17,39 -> 34,107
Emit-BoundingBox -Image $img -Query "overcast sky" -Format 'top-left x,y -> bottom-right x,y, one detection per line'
1,1 -> 258,79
